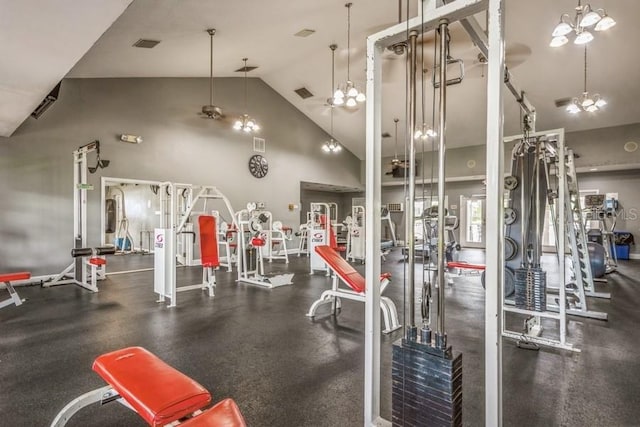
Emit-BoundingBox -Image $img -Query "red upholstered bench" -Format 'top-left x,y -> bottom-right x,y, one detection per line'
51,347 -> 246,427
0,271 -> 29,310
181,398 -> 247,427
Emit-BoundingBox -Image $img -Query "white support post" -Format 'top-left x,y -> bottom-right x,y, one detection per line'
364,32 -> 383,427
557,130 -> 567,344
485,0 -> 506,426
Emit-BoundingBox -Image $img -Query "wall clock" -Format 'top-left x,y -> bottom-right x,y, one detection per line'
248,154 -> 269,178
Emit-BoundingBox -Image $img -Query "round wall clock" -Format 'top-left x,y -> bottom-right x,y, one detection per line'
248,154 -> 269,178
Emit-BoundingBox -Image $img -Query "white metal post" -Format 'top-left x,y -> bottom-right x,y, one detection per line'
558,130 -> 567,344
485,0 -> 506,426
364,33 -> 383,427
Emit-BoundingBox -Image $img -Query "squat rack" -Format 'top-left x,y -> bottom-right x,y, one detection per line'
364,1 -> 534,426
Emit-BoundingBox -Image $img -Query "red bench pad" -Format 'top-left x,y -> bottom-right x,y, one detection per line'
0,272 -> 30,282
447,262 -> 486,271
199,216 -> 220,268
181,398 -> 247,427
315,245 -> 365,293
92,347 -> 211,426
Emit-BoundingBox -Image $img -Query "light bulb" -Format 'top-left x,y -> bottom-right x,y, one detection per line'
233,121 -> 242,130
580,10 -> 602,27
322,144 -> 331,152
253,124 -> 260,131
585,104 -> 598,112
333,96 -> 344,106
346,97 -> 357,107
426,128 -> 437,137
549,35 -> 569,48
595,15 -> 616,31
355,92 -> 366,102
552,22 -> 573,37
247,119 -> 255,128
581,96 -> 594,108
595,98 -> 607,108
566,102 -> 581,114
574,30 -> 594,45
414,130 -> 423,140
347,86 -> 358,97
243,126 -> 251,132
333,89 -> 345,99
335,144 -> 342,152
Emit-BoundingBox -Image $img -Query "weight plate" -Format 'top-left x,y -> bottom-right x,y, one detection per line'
504,175 -> 519,191
504,208 -> 517,225
480,266 -> 516,297
505,236 -> 518,261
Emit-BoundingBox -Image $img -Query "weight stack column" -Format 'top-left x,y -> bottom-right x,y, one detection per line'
392,338 -> 462,426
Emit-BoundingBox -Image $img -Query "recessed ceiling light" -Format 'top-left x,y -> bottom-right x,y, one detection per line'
589,168 -> 598,171
294,29 -> 316,37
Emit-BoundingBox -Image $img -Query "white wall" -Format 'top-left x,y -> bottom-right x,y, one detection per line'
0,77 -> 362,274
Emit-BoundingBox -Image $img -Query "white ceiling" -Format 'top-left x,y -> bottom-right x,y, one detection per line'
0,0 -> 133,137
7,0 -> 640,158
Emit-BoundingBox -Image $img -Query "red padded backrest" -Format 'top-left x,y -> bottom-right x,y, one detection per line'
0,272 -> 30,282
93,347 -> 211,426
315,245 -> 365,293
199,216 -> 219,268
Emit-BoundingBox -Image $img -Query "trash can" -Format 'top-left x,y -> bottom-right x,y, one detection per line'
614,232 -> 634,260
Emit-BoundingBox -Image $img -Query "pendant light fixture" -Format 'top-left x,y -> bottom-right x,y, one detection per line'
201,29 -> 223,119
233,58 -> 260,133
566,46 -> 607,114
323,45 -> 342,153
550,0 -> 616,48
331,3 -> 365,109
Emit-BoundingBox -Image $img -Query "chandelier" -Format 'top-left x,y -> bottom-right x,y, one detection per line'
233,58 -> 260,133
550,0 -> 616,47
566,47 -> 606,114
323,45 -> 342,153
331,3 -> 365,108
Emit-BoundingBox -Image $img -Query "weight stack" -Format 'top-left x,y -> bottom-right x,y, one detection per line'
514,267 -> 546,311
392,338 -> 463,427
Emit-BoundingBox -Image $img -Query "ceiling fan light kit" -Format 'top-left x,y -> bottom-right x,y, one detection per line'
330,3 -> 365,109
549,1 -> 616,47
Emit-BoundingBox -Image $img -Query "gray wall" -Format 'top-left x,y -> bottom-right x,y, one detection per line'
0,77 -> 362,274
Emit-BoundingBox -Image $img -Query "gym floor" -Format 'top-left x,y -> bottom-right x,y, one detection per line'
1,250 -> 639,426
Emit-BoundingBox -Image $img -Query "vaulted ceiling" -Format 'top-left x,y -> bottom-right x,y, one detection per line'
3,0 -> 639,159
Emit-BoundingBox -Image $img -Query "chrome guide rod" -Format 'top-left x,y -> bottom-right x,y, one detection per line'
436,19 -> 449,348
406,29 -> 419,339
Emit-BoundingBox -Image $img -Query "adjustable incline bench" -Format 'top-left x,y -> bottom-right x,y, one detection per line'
51,347 -> 246,427
306,245 -> 401,334
0,271 -> 30,310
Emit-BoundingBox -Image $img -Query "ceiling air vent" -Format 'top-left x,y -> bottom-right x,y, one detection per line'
294,87 -> 314,99
133,39 -> 161,48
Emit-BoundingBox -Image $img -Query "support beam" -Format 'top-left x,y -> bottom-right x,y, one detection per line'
484,0 -> 506,426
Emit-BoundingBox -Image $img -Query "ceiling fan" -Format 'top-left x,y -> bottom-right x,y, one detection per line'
199,29 -> 224,120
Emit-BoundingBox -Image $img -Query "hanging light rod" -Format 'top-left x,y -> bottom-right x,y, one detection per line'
323,44 -> 342,153
331,3 -> 366,109
566,46 -> 606,114
550,0 -> 616,47
233,58 -> 260,133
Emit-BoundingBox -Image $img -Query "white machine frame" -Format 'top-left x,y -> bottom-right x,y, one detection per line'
307,202 -> 336,275
346,205 -> 366,263
154,184 -> 236,307
364,1 -> 535,425
235,207 -> 294,289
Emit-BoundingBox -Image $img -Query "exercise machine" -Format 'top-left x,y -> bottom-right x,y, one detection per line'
345,205 -> 365,263
211,210 -> 236,272
0,272 -> 30,310
50,347 -> 246,427
268,220 -> 292,263
235,205 -> 294,288
307,202 -> 343,275
306,245 -> 401,334
46,141 -> 113,292
584,194 -> 618,275
154,184 -> 236,307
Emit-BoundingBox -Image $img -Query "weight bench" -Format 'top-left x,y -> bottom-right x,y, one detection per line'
51,347 -> 246,427
306,245 -> 401,334
0,271 -> 30,310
